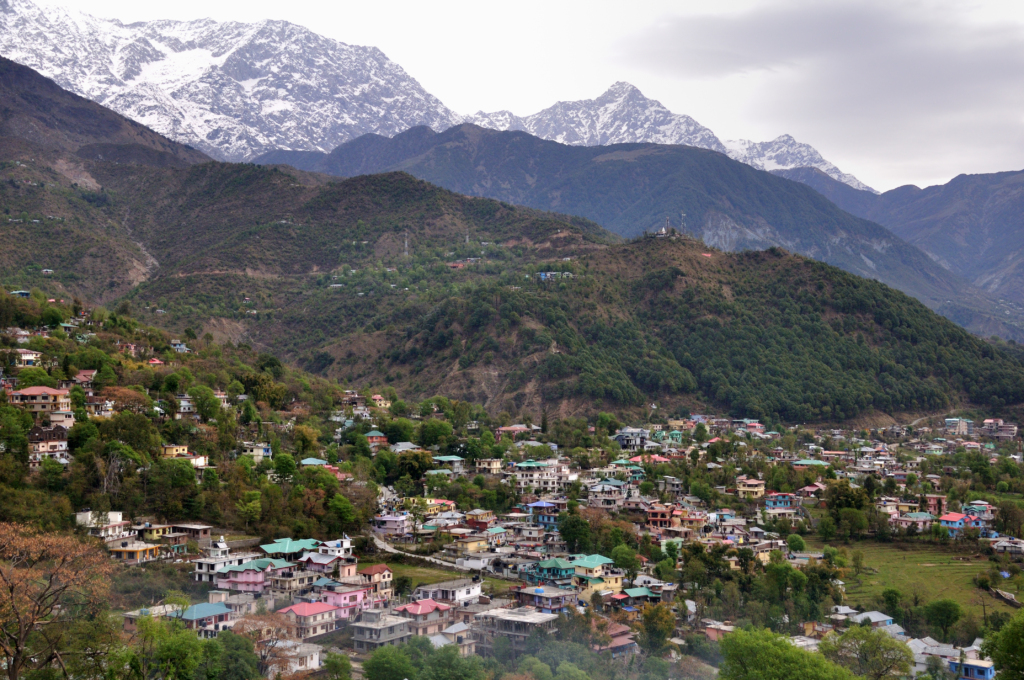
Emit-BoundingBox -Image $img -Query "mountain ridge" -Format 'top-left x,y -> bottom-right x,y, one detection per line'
0,0 -> 871,191
253,122 -> 1024,341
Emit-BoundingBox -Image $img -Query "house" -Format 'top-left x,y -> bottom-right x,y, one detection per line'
513,585 -> 577,614
527,558 -> 576,587
394,599 -> 452,636
170,340 -> 190,353
277,602 -> 340,639
109,540 -> 161,564
193,538 -> 262,582
267,569 -> 321,602
413,578 -> 482,607
260,537 -> 321,559
9,386 -> 71,417
317,582 -> 373,620
240,441 -> 273,464
949,659 -> 995,680
161,444 -> 189,458
765,492 -> 798,509
168,602 -> 234,638
736,477 -> 766,499
526,501 -> 559,531
173,524 -> 213,541
849,611 -> 894,628
351,609 -> 412,652
437,622 -> 475,657
27,424 -> 67,468
925,494 -> 948,516
11,348 -> 42,366
214,558 -> 294,593
939,513 -> 984,537
365,430 -> 388,450
453,536 -> 489,555
371,394 -> 391,409
74,510 -> 134,544
894,512 -> 935,533
475,459 -> 503,475
433,455 -> 466,475
275,640 -> 323,676
373,513 -> 413,536
359,564 -> 394,603
473,607 -> 558,656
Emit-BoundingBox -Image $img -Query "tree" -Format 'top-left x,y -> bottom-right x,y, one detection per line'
819,516 -> 837,541
612,544 -> 641,582
0,523 -> 114,680
236,491 -> 262,530
188,385 -> 221,422
925,599 -> 963,642
719,628 -> 857,680
787,534 -> 807,553
558,512 -> 592,553
637,603 -> 676,654
13,367 -> 55,388
364,644 -> 417,680
273,453 -> 297,483
233,613 -> 297,677
819,626 -> 913,680
329,493 -> 357,530
983,608 -> 1024,680
324,652 -> 353,680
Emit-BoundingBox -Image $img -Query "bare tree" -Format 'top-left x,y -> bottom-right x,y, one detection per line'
233,612 -> 299,677
0,523 -> 113,680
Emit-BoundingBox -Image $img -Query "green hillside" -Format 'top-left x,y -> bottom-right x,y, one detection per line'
257,124 -> 1024,341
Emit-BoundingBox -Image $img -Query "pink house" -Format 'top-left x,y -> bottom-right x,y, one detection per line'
214,558 -> 293,593
319,584 -> 373,620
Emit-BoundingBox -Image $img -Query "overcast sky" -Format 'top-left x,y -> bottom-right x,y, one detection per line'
41,0 -> 1024,192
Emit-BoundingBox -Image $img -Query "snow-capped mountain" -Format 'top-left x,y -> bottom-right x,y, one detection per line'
0,0 -> 871,190
467,81 -> 727,152
467,82 -> 875,193
724,136 -> 875,193
0,0 -> 462,160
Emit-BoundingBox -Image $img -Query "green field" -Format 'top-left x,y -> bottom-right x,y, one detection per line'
358,559 -> 512,595
806,540 -> 1018,618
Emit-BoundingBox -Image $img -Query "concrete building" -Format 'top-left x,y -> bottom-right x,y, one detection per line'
351,609 -> 412,652
472,607 -> 558,656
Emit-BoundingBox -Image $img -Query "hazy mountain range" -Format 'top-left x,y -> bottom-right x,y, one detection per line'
0,0 -> 872,191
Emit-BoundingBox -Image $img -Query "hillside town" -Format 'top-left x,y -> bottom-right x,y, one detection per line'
3,295 -> 1024,680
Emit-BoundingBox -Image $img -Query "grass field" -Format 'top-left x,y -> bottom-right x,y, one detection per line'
805,539 -> 1018,618
358,559 -> 512,595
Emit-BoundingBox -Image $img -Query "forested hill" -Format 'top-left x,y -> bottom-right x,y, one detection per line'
254,124 -> 1024,342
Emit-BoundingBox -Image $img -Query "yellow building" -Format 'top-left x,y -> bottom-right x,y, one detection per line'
454,536 -> 488,555
736,477 -> 766,499
161,444 -> 189,457
109,541 -> 161,564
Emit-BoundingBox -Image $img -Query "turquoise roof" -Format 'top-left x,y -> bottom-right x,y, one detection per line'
366,430 -> 385,438
217,558 -> 293,574
260,538 -> 320,555
624,587 -> 656,598
170,602 -> 232,621
301,458 -> 327,466
538,558 -> 575,569
793,459 -> 830,466
572,554 -> 614,567
433,455 -> 465,462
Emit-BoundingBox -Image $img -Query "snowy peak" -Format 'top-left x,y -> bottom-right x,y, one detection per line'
467,83 -> 873,193
0,0 -> 462,160
725,134 -> 876,193
465,81 -> 726,151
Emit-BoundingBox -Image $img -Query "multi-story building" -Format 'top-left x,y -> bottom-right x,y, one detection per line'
193,538 -> 262,583
394,598 -> 452,636
736,476 -> 766,499
75,510 -> 134,544
267,569 -> 320,603
373,514 -> 413,536
27,424 -> 67,468
109,540 -> 161,564
277,602 -> 340,639
358,564 -> 393,604
317,582 -> 372,620
512,585 -> 577,614
413,578 -> 481,607
214,558 -> 293,593
526,559 -> 576,587
472,607 -> 558,656
9,386 -> 71,417
240,442 -> 273,464
475,459 -> 503,475
588,482 -> 626,510
350,609 -> 412,653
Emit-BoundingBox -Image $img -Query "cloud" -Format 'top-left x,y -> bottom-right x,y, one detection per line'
621,0 -> 1024,189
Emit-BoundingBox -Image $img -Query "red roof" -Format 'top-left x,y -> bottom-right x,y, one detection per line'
358,564 -> 392,575
940,513 -> 965,522
12,386 -> 68,396
611,593 -> 629,600
394,598 -> 450,615
277,602 -> 339,617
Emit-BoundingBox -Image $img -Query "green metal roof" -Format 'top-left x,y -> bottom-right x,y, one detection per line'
572,554 -> 614,567
217,558 -> 293,574
260,538 -> 321,555
624,587 -> 656,598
